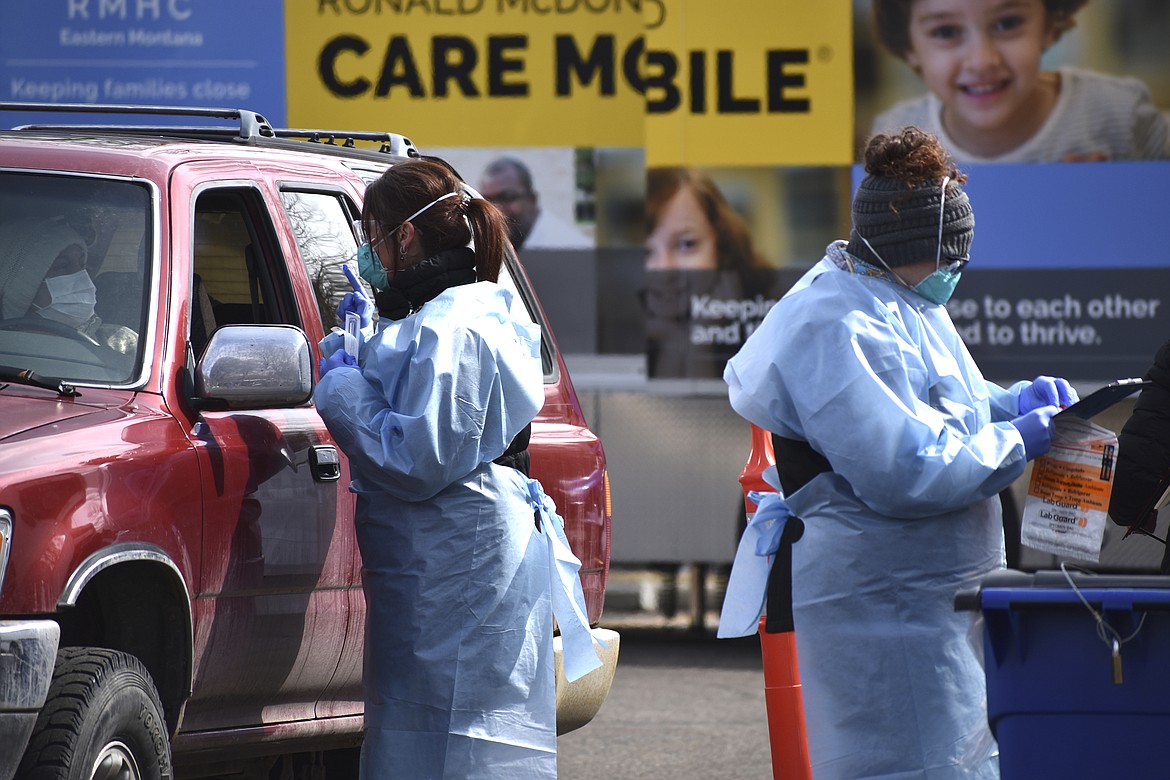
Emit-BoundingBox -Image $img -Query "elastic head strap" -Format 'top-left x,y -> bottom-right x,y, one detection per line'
935,175 -> 951,270
401,191 -> 461,226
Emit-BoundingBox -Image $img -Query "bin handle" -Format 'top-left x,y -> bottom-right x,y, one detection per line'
1059,561 -> 1149,660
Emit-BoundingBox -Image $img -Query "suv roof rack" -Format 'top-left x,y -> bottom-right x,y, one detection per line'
272,128 -> 418,158
0,101 -> 420,159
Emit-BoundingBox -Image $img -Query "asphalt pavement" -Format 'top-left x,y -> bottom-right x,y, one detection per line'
557,571 -> 775,779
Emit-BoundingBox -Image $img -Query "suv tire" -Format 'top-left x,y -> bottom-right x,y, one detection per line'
17,647 -> 172,780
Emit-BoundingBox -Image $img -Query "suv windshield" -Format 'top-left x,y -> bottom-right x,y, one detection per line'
0,172 -> 149,384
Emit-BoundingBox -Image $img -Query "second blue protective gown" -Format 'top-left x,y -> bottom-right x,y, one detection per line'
315,281 -> 556,779
725,242 -> 1032,780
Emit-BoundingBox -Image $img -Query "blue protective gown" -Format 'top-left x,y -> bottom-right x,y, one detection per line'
315,281 -> 589,780
725,243 -> 1030,780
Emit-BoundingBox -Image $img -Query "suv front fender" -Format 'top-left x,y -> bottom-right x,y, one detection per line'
59,543 -> 193,732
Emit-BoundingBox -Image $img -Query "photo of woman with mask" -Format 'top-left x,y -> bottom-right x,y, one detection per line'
643,167 -> 769,379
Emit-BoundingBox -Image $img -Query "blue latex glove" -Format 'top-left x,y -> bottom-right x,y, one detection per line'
336,264 -> 374,329
1010,405 -> 1060,460
319,349 -> 356,377
1019,376 -> 1078,414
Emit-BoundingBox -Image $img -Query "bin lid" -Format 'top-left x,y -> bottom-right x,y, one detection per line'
954,569 -> 1170,612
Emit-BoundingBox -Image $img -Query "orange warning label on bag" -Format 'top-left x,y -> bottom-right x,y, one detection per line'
1027,442 -> 1115,513
1020,417 -> 1116,563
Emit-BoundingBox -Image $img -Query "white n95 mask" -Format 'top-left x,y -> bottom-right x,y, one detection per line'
36,270 -> 97,328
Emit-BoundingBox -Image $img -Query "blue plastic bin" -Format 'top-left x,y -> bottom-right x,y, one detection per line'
956,570 -> 1170,779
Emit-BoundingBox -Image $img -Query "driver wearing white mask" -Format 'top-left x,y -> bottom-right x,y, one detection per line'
0,217 -> 136,355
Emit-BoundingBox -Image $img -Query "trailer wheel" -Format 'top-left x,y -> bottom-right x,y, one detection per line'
16,647 -> 172,780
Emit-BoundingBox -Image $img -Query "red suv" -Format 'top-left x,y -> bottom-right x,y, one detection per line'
0,103 -> 617,780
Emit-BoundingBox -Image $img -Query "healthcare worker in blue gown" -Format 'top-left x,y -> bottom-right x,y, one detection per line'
724,127 -> 1077,780
315,158 -> 601,780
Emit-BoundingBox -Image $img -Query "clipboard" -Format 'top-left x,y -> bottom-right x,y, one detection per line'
1055,378 -> 1150,420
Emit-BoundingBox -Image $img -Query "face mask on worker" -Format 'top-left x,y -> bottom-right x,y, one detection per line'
356,192 -> 462,292
35,270 -> 97,328
357,241 -> 389,291
855,176 -> 968,306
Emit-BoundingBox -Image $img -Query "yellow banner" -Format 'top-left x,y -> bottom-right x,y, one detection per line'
645,0 -> 853,166
285,1 -> 853,164
286,0 -> 646,148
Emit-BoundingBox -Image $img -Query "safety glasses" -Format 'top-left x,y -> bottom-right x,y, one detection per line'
942,255 -> 970,274
353,219 -> 391,252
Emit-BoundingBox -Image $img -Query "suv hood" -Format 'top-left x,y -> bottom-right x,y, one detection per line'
0,386 -> 124,442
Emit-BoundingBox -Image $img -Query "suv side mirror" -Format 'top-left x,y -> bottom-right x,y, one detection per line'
194,325 -> 313,410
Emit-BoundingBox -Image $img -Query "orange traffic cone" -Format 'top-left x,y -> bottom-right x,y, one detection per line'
759,614 -> 812,780
739,424 -> 813,780
738,423 -> 776,506
759,618 -> 812,779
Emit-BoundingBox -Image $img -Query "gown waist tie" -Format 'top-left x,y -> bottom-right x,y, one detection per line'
522,477 -> 606,682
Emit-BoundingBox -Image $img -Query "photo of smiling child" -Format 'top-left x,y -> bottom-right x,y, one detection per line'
868,0 -> 1170,162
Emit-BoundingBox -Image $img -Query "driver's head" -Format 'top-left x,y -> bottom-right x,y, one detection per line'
0,217 -> 90,319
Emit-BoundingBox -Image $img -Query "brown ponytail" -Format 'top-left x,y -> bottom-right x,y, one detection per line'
463,197 -> 509,282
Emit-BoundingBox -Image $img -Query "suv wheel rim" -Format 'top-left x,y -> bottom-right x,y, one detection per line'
91,740 -> 141,780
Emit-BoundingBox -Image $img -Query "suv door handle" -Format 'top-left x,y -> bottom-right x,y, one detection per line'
310,445 -> 341,482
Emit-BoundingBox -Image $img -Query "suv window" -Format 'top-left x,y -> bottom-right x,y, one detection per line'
191,187 -> 298,357
494,253 -> 555,378
279,189 -> 363,331
0,171 -> 149,384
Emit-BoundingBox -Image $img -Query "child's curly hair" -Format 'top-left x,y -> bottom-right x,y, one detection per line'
871,0 -> 1089,60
